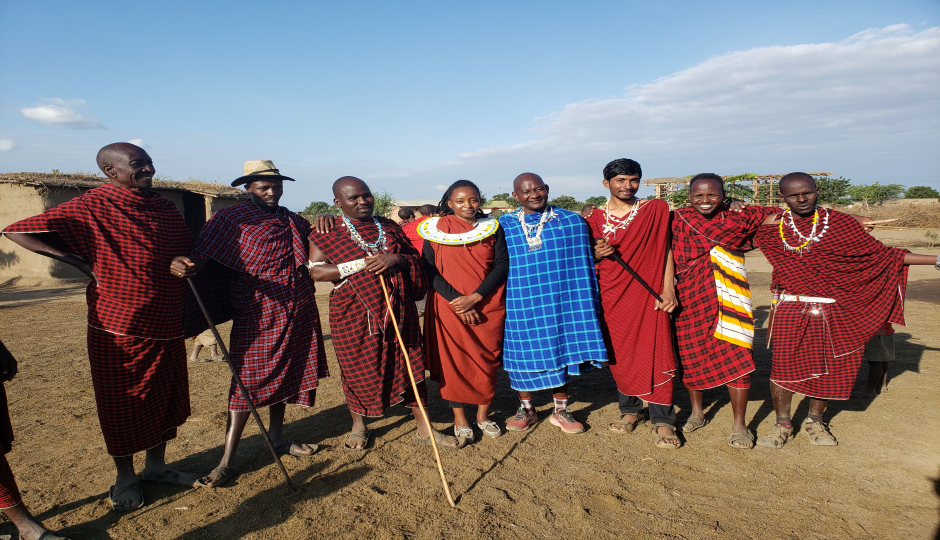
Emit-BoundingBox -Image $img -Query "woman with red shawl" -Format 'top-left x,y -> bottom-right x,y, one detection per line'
422,180 -> 508,443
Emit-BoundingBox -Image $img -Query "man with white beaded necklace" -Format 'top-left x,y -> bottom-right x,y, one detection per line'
308,177 -> 463,451
752,172 -> 940,448
499,173 -> 608,435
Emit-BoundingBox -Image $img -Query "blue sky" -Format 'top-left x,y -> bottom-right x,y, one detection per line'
1,1 -> 938,210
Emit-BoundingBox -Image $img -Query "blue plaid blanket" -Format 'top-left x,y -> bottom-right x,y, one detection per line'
498,206 -> 608,374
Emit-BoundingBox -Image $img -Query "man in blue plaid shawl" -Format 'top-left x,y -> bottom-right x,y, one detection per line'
499,173 -> 608,435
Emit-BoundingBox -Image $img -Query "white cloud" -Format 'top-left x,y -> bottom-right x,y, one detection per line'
20,98 -> 105,129
0,140 -> 14,152
383,25 -> 940,196
433,184 -> 447,190
128,138 -> 149,148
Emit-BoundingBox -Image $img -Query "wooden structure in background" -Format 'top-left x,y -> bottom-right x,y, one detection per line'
643,172 -> 832,208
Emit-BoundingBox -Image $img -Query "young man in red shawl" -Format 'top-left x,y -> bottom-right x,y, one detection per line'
0,340 -> 70,539
422,180 -> 508,442
671,174 -> 778,449
401,204 -> 436,315
589,158 -> 681,449
309,177 -> 462,451
170,160 -> 329,488
753,173 -> 939,448
3,143 -> 200,511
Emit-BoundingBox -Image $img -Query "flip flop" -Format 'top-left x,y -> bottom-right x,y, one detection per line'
194,466 -> 237,489
36,532 -> 73,540
344,430 -> 371,452
413,430 -> 465,450
108,482 -> 144,511
681,417 -> 708,433
139,468 -> 198,487
609,412 -> 645,433
274,440 -> 319,457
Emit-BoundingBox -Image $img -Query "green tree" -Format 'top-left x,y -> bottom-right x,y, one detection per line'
548,195 -> 583,211
905,185 -> 940,199
813,176 -> 853,205
371,189 -> 396,218
584,195 -> 608,207
303,201 -> 337,217
848,182 -> 905,208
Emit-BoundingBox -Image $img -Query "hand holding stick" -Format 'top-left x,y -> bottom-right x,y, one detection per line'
594,238 -> 663,303
185,278 -> 297,493
378,275 -> 456,508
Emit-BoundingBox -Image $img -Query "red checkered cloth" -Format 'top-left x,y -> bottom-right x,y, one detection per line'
194,202 -> 329,411
401,215 -> 428,254
754,210 -> 909,400
3,184 -> 194,456
585,199 -> 675,405
0,342 -> 18,508
88,326 -> 190,456
672,205 -> 776,390
2,183 -> 194,339
310,216 -> 428,417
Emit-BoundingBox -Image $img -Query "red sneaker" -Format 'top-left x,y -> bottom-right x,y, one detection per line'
506,406 -> 537,432
549,408 -> 585,434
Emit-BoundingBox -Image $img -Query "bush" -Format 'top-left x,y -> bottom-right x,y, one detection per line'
906,186 -> 940,199
584,195 -> 608,207
303,201 -> 337,217
548,195 -> 583,212
814,176 -> 853,205
848,182 -> 905,208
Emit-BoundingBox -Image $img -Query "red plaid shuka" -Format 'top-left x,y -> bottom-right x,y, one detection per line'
754,210 -> 908,400
194,202 -> 329,411
310,216 -> 428,417
2,184 -> 193,456
672,205 -> 776,390
0,341 -> 20,509
585,199 -> 676,405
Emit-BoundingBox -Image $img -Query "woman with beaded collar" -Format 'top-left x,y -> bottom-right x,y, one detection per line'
421,180 -> 508,442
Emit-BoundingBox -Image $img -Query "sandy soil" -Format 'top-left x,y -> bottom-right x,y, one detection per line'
0,232 -> 937,539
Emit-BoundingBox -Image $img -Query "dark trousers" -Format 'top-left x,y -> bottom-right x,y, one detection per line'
618,392 -> 676,428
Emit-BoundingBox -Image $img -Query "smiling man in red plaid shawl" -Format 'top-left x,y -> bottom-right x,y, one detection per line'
753,173 -> 939,448
308,177 -> 462,451
671,174 -> 778,449
172,160 -> 329,488
3,143 -> 200,511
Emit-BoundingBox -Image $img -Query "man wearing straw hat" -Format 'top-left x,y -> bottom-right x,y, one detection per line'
171,160 -> 329,487
3,142 -> 200,511
308,176 -> 462,451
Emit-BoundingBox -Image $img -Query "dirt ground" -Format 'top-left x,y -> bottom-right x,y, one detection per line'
0,230 -> 937,539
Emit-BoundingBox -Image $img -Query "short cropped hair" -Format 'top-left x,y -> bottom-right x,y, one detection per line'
398,207 -> 415,220
603,158 -> 643,181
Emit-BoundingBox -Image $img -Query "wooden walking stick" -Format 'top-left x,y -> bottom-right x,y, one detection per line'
378,275 -> 456,508
185,278 -> 297,493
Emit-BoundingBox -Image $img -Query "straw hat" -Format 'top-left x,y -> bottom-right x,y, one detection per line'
231,160 -> 296,187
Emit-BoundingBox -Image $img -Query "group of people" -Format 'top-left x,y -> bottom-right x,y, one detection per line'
0,142 -> 935,538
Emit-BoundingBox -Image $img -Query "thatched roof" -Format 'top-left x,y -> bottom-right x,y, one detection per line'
0,173 -> 247,198
643,172 -> 833,185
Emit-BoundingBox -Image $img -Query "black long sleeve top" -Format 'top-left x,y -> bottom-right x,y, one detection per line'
421,227 -> 508,302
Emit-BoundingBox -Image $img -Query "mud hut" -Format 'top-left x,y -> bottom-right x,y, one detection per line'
0,173 -> 247,285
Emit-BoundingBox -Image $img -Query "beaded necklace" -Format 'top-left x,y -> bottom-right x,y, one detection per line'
778,206 -> 830,254
601,197 -> 642,239
515,205 -> 555,251
343,214 -> 387,255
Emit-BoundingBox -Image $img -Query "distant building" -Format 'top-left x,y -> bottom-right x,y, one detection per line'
0,173 -> 248,285
482,200 -> 517,215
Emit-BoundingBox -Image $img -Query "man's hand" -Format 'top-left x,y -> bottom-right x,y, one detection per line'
857,215 -> 874,233
728,201 -> 749,213
459,309 -> 482,326
365,254 -> 404,275
74,260 -> 98,284
170,256 -> 206,278
450,293 -> 482,314
594,240 -> 615,260
655,288 -> 679,313
0,346 -> 17,383
315,215 -> 336,235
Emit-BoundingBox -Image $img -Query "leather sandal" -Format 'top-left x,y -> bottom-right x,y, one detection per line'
609,411 -> 645,433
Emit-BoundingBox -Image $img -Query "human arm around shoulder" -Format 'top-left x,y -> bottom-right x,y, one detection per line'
4,232 -> 97,283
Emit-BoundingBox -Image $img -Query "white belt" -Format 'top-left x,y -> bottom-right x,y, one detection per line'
780,294 -> 835,304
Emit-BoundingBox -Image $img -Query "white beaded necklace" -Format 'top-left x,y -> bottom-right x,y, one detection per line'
343,215 -> 387,255
516,205 -> 555,251
601,197 -> 642,239
780,206 -> 830,254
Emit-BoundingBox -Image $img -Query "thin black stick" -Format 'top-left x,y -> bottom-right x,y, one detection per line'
186,278 -> 297,493
595,239 -> 663,302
